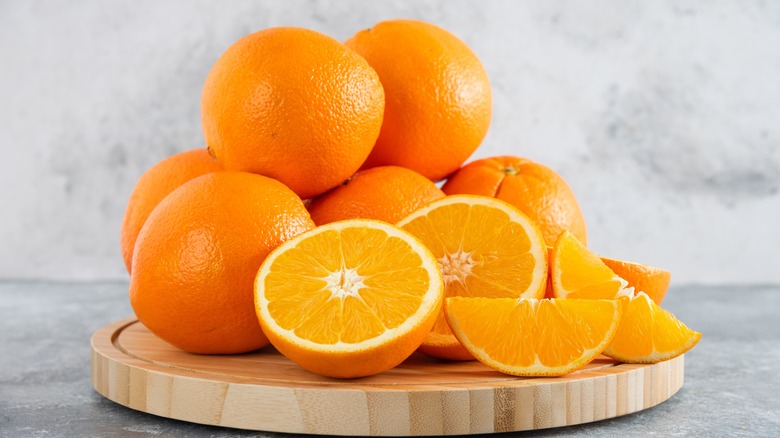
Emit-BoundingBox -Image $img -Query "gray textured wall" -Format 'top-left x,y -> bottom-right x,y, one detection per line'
1,0 -> 778,284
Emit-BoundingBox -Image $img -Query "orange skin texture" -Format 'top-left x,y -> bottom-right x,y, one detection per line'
601,257 -> 671,305
120,149 -> 222,273
201,27 -> 385,199
129,172 -> 315,354
443,156 -> 587,247
345,20 -> 492,182
307,166 -> 445,226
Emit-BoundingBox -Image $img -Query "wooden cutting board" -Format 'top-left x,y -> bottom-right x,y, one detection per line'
91,317 -> 685,435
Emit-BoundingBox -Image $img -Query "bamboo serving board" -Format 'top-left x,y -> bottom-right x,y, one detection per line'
91,317 -> 685,435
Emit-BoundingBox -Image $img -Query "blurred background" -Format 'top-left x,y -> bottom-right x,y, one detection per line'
0,0 -> 777,284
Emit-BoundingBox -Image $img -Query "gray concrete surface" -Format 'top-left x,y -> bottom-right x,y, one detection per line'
0,282 -> 777,437
1,1 -> 779,284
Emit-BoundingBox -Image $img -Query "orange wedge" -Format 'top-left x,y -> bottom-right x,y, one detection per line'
445,297 -> 624,376
601,257 -> 671,305
397,195 -> 548,360
550,230 -> 631,300
604,292 -> 701,363
254,219 -> 443,378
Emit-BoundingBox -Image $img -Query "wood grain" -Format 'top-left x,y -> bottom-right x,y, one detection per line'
91,318 -> 686,435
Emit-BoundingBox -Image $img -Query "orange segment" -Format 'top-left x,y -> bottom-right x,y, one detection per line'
445,297 -> 624,376
601,257 -> 671,305
551,230 -> 630,300
397,195 -> 548,360
604,292 -> 701,363
255,219 -> 443,378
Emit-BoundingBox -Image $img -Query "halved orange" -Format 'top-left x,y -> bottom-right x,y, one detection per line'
604,292 -> 701,363
601,257 -> 671,305
445,297 -> 624,376
254,219 -> 443,378
550,230 -> 631,300
397,195 -> 548,360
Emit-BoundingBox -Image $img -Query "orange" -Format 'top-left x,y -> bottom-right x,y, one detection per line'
254,220 -> 443,378
129,172 -> 314,354
443,156 -> 587,246
202,27 -> 385,199
397,195 -> 548,360
445,297 -> 624,376
345,19 -> 492,182
604,292 -> 701,363
120,149 -> 221,273
551,230 -> 631,300
601,257 -> 671,305
307,166 -> 445,226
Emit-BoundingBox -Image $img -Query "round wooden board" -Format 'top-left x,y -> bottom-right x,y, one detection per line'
91,317 -> 685,435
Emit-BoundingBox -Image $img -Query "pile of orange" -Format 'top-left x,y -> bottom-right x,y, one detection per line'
121,19 -> 699,379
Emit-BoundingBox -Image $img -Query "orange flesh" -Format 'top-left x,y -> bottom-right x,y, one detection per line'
446,297 -> 623,375
605,293 -> 701,363
263,227 -> 431,344
553,230 -> 625,299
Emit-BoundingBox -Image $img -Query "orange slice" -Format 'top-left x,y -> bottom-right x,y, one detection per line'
601,257 -> 671,305
551,230 -> 631,299
397,195 -> 548,360
254,219 -> 443,378
604,292 -> 701,363
445,297 -> 624,376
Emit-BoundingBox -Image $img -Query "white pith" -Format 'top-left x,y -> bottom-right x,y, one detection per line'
438,249 -> 476,285
615,278 -> 634,298
254,220 -> 443,353
324,267 -> 366,300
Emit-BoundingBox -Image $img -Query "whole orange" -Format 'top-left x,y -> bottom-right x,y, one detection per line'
307,166 -> 445,226
120,149 -> 221,273
442,156 -> 587,246
201,27 -> 385,199
345,19 -> 492,182
129,172 -> 315,354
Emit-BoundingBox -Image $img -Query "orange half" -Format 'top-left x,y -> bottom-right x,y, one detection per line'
397,195 -> 548,360
254,219 -> 443,378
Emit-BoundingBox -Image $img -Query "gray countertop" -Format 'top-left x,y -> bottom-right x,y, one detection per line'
1,282 -> 778,437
